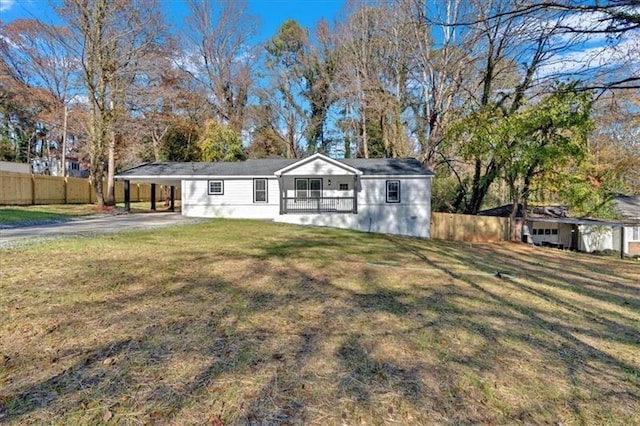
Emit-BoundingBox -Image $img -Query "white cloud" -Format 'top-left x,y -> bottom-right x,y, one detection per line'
536,33 -> 640,79
531,6 -> 640,82
0,0 -> 16,13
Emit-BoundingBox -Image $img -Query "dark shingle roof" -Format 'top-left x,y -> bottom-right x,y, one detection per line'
117,159 -> 296,177
614,196 -> 640,220
117,158 -> 433,178
341,158 -> 432,175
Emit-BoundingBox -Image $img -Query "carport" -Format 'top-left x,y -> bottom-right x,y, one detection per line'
115,165 -> 182,212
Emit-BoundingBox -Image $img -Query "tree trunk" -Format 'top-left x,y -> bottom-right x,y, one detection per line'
92,168 -> 105,207
361,107 -> 369,158
509,198 -> 519,241
467,160 -> 499,214
105,131 -> 116,206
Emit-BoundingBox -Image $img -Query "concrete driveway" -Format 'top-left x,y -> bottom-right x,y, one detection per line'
0,213 -> 207,248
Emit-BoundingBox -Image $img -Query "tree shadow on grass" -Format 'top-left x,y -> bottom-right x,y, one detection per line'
386,235 -> 640,421
3,228 -> 639,424
336,334 -> 426,404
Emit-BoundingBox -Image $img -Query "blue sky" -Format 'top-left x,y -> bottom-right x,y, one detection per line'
0,0 -> 346,41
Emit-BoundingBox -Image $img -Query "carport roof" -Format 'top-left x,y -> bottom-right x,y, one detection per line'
527,217 -> 624,228
116,158 -> 434,178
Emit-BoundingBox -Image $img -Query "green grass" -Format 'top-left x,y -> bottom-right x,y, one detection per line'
0,220 -> 638,424
0,204 -> 99,225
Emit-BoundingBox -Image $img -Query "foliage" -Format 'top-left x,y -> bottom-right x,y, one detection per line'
2,0 -> 638,214
159,126 -> 199,162
197,120 -> 246,162
265,19 -> 308,67
502,85 -> 593,187
447,84 -> 595,233
431,171 -> 466,213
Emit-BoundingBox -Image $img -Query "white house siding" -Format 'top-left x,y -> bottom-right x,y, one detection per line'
623,225 -> 640,256
181,178 -> 279,219
558,225 -> 573,248
275,177 -> 432,238
531,222 -> 564,246
578,224 -> 614,252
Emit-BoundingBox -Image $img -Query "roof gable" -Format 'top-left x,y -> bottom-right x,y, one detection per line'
274,153 -> 362,176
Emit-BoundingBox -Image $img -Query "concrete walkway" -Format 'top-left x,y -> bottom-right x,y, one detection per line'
0,212 -> 206,248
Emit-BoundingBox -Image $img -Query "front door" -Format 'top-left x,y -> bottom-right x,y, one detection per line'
296,179 -> 308,199
295,178 -> 322,198
570,224 -> 579,250
309,178 -> 322,198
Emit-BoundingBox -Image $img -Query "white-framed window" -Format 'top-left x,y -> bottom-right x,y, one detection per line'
632,226 -> 640,241
386,180 -> 400,203
339,183 -> 349,191
208,180 -> 223,195
254,179 -> 267,203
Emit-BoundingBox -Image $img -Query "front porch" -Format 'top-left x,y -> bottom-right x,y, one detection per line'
278,175 -> 358,215
274,154 -> 363,215
281,195 -> 356,214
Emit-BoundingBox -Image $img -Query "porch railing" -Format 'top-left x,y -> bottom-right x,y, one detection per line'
282,196 -> 356,214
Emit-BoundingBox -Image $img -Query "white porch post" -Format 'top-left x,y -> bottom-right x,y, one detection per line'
353,175 -> 358,214
279,176 -> 285,214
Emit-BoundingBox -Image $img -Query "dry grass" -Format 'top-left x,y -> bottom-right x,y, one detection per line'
0,219 -> 638,425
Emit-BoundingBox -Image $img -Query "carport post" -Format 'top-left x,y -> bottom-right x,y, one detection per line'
150,183 -> 156,211
620,226 -> 625,259
124,180 -> 131,212
169,186 -> 175,212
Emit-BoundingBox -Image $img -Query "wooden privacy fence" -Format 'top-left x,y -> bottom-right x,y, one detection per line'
430,212 -> 510,242
0,171 -> 180,205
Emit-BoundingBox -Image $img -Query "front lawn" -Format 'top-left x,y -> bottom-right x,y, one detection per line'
0,204 -> 99,225
0,220 -> 638,424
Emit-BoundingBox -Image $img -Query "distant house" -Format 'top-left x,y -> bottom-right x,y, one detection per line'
614,196 -> 640,257
32,156 -> 88,178
479,204 -> 627,254
116,153 -> 435,238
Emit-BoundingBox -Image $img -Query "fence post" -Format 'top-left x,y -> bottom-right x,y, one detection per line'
150,183 -> 156,211
31,174 -> 36,205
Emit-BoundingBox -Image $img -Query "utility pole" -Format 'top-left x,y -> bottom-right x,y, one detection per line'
61,105 -> 68,177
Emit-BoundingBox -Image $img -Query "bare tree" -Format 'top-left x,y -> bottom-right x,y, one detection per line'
56,0 -> 167,206
0,19 -> 78,165
184,0 -> 258,134
336,1 -> 417,158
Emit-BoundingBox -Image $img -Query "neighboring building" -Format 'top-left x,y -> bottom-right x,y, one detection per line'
31,156 -> 88,178
614,195 -> 640,257
116,153 -> 434,238
479,204 -> 626,254
527,217 -> 622,253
